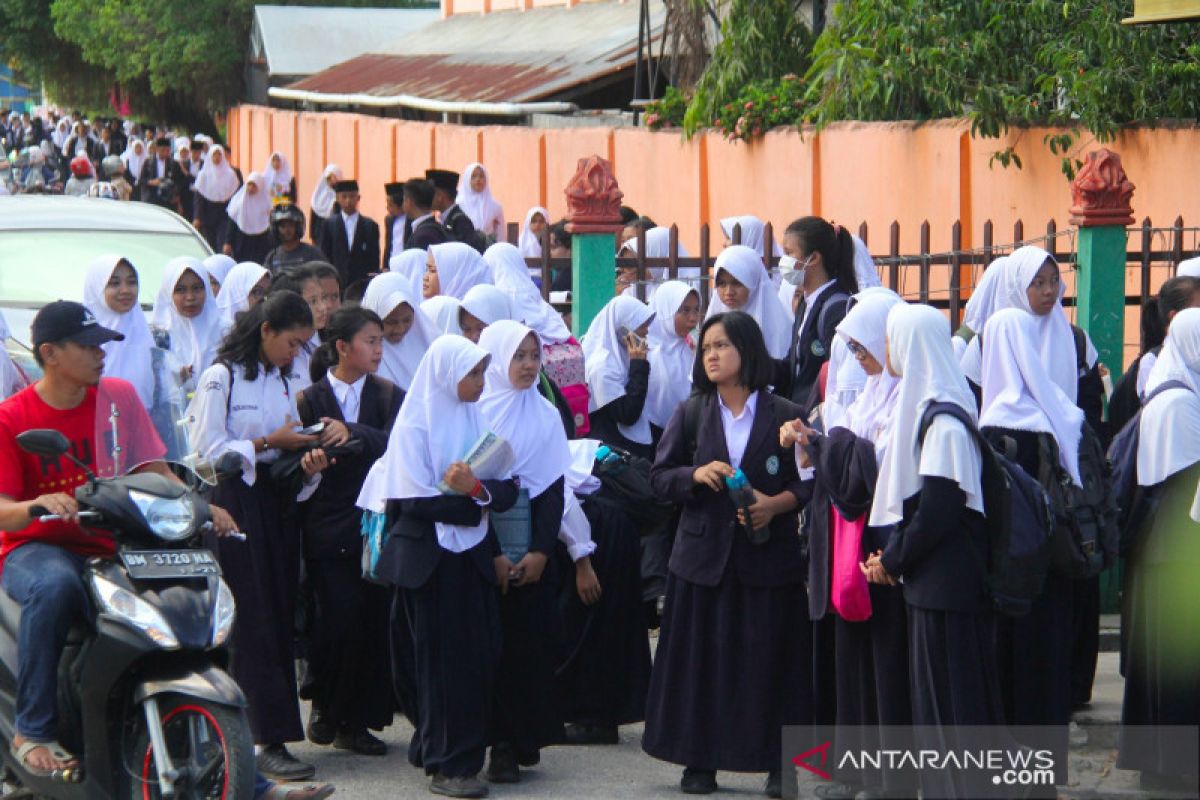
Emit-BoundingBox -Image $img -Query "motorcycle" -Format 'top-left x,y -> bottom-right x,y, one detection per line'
0,378 -> 255,798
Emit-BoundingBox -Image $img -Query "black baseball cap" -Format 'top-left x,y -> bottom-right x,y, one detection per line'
32,301 -> 124,347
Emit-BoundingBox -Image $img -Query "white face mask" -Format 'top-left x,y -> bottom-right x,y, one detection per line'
779,254 -> 811,286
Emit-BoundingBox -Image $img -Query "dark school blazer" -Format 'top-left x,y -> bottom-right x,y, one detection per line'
319,212 -> 382,287
650,390 -> 810,588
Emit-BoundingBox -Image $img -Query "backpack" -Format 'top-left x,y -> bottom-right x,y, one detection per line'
1036,424 -> 1120,579
542,338 -> 590,436
1106,378 -> 1191,555
918,402 -> 1056,618
589,444 -> 675,535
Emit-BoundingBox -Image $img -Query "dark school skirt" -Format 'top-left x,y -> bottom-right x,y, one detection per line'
642,568 -> 812,773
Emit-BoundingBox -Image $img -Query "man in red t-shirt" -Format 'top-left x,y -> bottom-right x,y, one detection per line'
0,301 -> 235,777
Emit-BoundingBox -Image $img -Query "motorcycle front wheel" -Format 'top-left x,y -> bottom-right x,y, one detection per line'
126,693 -> 255,800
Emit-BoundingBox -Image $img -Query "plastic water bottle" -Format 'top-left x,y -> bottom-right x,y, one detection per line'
726,468 -> 769,544
594,444 -> 624,475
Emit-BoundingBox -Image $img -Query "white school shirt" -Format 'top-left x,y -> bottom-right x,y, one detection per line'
328,370 -> 365,424
342,211 -> 359,250
390,215 -> 407,261
155,156 -> 166,179
186,361 -> 317,498
289,334 -> 320,393
718,390 -> 759,470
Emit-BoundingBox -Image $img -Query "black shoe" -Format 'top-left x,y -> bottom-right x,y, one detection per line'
256,744 -> 316,782
564,723 -> 619,745
680,767 -> 717,795
430,773 -> 488,798
306,708 -> 335,746
333,728 -> 387,756
484,744 -> 519,784
765,769 -> 782,798
516,747 -> 540,767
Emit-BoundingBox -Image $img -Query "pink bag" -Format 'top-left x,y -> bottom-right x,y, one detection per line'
542,337 -> 590,436
830,505 -> 872,622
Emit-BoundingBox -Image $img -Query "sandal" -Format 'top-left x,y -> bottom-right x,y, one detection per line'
263,783 -> 336,800
11,739 -> 81,782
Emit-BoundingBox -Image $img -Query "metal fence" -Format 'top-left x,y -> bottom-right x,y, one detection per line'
504,217 -> 1200,350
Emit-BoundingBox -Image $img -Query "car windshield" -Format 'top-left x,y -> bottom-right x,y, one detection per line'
0,229 -> 211,308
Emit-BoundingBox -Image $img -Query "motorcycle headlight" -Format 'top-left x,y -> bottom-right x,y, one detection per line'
129,489 -> 195,542
211,577 -> 236,647
91,573 -> 179,649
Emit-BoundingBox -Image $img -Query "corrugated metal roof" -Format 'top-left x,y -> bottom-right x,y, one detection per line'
283,0 -> 665,103
252,5 -> 440,77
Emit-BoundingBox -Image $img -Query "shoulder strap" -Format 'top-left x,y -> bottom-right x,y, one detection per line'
683,393 -> 705,463
296,388 -> 314,428
918,401 -> 979,448
1144,378 -> 1192,406
815,292 -> 851,342
954,324 -> 976,344
218,361 -> 235,416
1070,324 -> 1088,373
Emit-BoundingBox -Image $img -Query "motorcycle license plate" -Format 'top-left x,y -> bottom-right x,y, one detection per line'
120,549 -> 222,579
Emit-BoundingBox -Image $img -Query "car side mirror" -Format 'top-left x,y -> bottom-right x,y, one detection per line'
16,429 -> 70,458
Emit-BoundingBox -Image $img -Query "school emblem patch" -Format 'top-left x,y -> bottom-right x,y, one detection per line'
810,340 -> 826,358
765,455 -> 780,476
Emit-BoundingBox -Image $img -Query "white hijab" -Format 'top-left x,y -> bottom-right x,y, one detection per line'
83,255 -> 156,408
835,290 -> 904,444
310,163 -> 342,218
484,243 -> 572,344
193,145 -> 240,203
1176,257 -> 1200,278
461,285 -> 511,326
519,206 -> 548,258
979,308 -> 1083,486
622,227 -> 698,286
422,296 -> 463,336
705,245 -> 793,359
870,303 -> 983,527
226,172 -> 271,235
379,335 -> 495,552
851,234 -> 881,290
217,263 -> 268,328
121,139 -> 147,179
203,254 -> 237,290
720,215 -> 782,257
387,249 -> 427,300
262,151 -> 293,197
430,242 -> 491,300
646,281 -> 696,428
478,321 -> 571,498
362,278 -> 437,392
582,295 -> 656,444
824,285 -> 900,429
456,162 -> 504,234
1137,309 -> 1200,521
151,257 -> 223,385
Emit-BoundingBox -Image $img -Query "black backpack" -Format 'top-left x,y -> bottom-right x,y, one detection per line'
590,445 -> 675,535
1036,424 -> 1120,579
918,402 -> 1057,617
1106,379 -> 1192,555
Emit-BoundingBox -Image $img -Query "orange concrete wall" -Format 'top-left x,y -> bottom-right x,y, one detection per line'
229,103 -> 1200,266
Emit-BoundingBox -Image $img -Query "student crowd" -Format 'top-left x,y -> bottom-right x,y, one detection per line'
1,123 -> 1199,799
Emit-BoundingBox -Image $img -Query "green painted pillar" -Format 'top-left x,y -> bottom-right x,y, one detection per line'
1069,148 -> 1135,380
1069,148 -> 1135,615
571,231 -> 617,338
1075,225 -> 1128,379
563,154 -> 625,338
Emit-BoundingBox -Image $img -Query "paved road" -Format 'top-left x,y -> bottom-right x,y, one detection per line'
281,652 -> 1180,799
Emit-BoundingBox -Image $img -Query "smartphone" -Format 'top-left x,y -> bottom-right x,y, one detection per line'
617,326 -> 645,347
298,422 -> 326,436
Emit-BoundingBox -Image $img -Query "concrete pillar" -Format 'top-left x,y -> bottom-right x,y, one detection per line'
564,155 -> 624,336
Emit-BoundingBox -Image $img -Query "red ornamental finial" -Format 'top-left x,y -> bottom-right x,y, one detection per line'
564,155 -> 624,234
1070,148 -> 1135,228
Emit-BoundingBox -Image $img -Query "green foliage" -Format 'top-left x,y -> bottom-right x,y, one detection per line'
708,73 -> 806,142
681,0 -> 813,135
644,85 -> 688,130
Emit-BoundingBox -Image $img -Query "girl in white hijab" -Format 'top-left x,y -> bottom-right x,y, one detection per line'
706,245 -> 793,359
0,310 -> 26,401
193,145 -> 242,249
582,295 -> 656,454
459,285 -> 512,343
217,262 -> 270,330
456,163 -> 505,240
820,283 -> 901,433
620,227 -> 698,297
954,255 -> 1010,361
518,206 -> 549,258
645,281 -> 699,430
477,320 -> 572,774
720,215 -> 782,257
151,257 -> 223,392
121,139 -> 148,184
224,172 -> 273,262
422,296 -> 464,336
387,249 -> 427,300
862,304 -> 1000,797
426,242 -> 491,300
262,151 -> 294,200
309,163 -> 342,243
376,334 -> 516,794
1122,308 -> 1200,780
83,255 -> 156,408
484,243 -> 571,344
833,290 -> 905,447
202,254 -> 237,295
362,276 -> 437,392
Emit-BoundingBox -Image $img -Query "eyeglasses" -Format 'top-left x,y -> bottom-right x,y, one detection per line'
846,340 -> 869,358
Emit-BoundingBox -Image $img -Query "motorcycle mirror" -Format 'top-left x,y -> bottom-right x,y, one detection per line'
16,429 -> 70,458
214,452 -> 243,480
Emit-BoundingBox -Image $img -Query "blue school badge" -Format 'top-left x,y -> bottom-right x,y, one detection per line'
765,455 -> 780,476
810,340 -> 827,358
